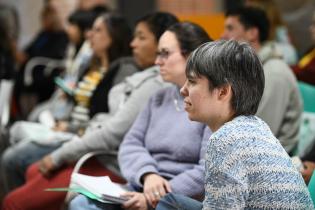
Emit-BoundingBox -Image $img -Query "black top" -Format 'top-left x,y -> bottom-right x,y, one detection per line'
25,30 -> 68,60
0,49 -> 15,80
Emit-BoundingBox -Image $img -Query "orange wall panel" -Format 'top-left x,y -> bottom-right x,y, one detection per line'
178,13 -> 225,40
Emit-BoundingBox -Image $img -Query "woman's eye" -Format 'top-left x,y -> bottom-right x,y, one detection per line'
138,36 -> 146,40
188,79 -> 196,84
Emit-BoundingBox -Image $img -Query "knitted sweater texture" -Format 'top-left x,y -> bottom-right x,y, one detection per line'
203,116 -> 313,210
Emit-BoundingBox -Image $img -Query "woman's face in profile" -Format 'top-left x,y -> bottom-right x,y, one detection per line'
155,31 -> 187,87
90,17 -> 112,57
66,23 -> 81,45
130,22 -> 158,69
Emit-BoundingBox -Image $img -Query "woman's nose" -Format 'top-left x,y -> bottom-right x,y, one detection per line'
130,38 -> 137,49
180,81 -> 188,97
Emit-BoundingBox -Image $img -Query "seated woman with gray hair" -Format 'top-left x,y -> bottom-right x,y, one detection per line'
156,40 -> 313,210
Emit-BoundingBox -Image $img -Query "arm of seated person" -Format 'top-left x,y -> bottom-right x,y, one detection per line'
52,120 -> 69,132
122,192 -> 149,210
38,155 -> 58,177
141,173 -> 171,208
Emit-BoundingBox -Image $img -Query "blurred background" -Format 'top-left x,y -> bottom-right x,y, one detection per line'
1,0 -> 315,124
1,0 -> 314,55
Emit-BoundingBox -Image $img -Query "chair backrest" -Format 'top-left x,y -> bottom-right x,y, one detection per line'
0,79 -> 14,129
24,57 -> 65,86
295,82 -> 315,156
298,112 -> 315,157
298,82 -> 315,113
308,171 -> 315,206
63,151 -> 118,206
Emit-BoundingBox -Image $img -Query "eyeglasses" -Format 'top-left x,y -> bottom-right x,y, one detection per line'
156,49 -> 177,60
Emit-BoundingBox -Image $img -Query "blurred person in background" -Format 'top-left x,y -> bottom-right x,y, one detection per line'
14,2 -> 69,118
221,6 -> 302,154
63,9 -> 95,79
0,3 -> 19,78
294,14 -> 315,180
0,15 -> 16,81
0,3 -> 19,43
2,12 -> 178,210
1,12 -> 134,194
78,0 -> 109,11
292,11 -> 315,86
15,3 -> 67,65
26,5 -> 110,123
300,140 -> 315,184
245,0 -> 298,65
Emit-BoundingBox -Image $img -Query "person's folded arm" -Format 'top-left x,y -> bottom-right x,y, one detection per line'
50,78 -> 164,167
118,97 -> 160,188
169,127 -> 211,198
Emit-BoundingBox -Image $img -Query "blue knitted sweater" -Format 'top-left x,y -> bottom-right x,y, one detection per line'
203,115 -> 313,210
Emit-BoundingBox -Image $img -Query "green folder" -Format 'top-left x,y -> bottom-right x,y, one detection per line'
54,77 -> 74,96
45,187 -> 128,204
45,187 -> 101,202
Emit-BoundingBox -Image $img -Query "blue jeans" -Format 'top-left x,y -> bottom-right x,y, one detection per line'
156,193 -> 202,210
69,194 -> 122,210
1,140 -> 59,192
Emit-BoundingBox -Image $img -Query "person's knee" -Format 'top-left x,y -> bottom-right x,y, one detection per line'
9,121 -> 25,144
158,193 -> 202,210
1,147 -> 19,170
1,142 -> 35,175
2,191 -> 20,210
68,195 -> 90,210
68,194 -> 109,210
25,162 -> 40,181
1,147 -> 28,193
156,193 -> 179,210
161,193 -> 177,203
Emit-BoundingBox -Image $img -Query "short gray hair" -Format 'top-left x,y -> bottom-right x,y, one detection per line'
186,39 -> 265,116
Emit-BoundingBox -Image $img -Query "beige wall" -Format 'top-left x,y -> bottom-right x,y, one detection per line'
2,0 -> 44,49
1,0 -> 77,49
3,0 -> 314,54
1,0 -> 113,49
50,0 -> 77,28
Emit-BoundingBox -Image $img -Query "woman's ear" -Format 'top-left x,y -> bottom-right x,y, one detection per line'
218,84 -> 233,102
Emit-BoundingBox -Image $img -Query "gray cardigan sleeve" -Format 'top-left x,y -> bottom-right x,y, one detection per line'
112,58 -> 139,85
119,101 -> 211,197
169,127 -> 211,197
50,77 -> 164,166
118,98 -> 159,187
